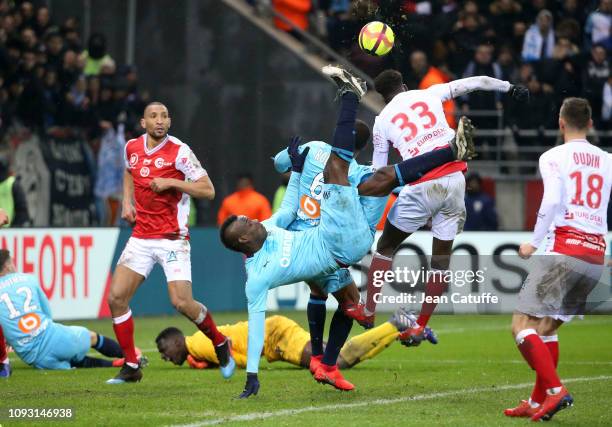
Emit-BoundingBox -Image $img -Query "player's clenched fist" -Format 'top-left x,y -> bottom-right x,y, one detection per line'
150,177 -> 174,193
122,202 -> 137,224
0,208 -> 8,226
238,373 -> 260,398
518,242 -> 536,259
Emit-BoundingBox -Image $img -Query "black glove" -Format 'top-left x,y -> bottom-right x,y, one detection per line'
238,373 -> 260,399
509,85 -> 529,103
288,136 -> 310,173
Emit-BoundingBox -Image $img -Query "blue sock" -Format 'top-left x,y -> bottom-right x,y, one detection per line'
307,294 -> 327,356
394,147 -> 455,185
322,308 -> 353,366
94,334 -> 124,358
331,92 -> 359,162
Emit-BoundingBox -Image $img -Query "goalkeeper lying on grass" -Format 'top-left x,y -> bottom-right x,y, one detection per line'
155,308 -> 436,370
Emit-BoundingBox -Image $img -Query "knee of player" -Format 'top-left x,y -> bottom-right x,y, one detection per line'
171,297 -> 192,315
107,291 -> 127,311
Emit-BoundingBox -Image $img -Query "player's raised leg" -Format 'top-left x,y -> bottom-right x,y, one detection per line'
0,325 -> 10,378
167,281 -> 235,378
106,265 -> 145,383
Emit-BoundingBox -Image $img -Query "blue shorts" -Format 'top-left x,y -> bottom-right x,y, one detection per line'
319,184 -> 373,266
32,323 -> 91,370
310,268 -> 353,294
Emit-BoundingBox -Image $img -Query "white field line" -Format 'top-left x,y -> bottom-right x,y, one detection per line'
169,375 -> 612,427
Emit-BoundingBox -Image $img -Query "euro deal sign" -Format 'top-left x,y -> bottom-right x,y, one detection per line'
0,229 -> 119,320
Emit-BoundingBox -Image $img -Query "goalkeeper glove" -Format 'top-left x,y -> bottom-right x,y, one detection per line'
238,372 -> 260,399
509,85 -> 530,103
288,136 -> 310,173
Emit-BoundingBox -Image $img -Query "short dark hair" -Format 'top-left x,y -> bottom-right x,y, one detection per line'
219,215 -> 240,251
374,70 -> 404,101
354,119 -> 371,151
143,101 -> 167,115
0,249 -> 11,271
560,97 -> 591,130
155,327 -> 183,345
237,172 -> 254,183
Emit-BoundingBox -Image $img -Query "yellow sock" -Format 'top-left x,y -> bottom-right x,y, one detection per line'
339,322 -> 399,367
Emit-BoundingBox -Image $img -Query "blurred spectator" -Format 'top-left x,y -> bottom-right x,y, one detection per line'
45,31 -> 64,69
489,0 -> 523,41
603,75 -> 612,127
584,0 -> 612,50
80,33 -> 115,76
271,0 -> 311,36
497,44 -> 519,81
376,191 -> 397,231
461,44 -> 503,120
582,44 -> 610,123
217,173 -> 272,226
464,173 -> 498,231
0,154 -> 29,227
521,9 -> 555,62
94,121 -> 126,226
409,50 -> 457,128
34,6 -> 51,37
272,172 -> 290,213
449,12 -> 487,73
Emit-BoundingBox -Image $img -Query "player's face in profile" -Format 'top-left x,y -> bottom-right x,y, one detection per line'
141,104 -> 171,140
234,215 -> 266,245
157,338 -> 186,365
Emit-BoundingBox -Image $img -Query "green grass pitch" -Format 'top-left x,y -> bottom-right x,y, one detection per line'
2,313 -> 612,426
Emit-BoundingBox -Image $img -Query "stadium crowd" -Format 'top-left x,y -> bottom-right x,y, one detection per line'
259,0 -> 611,134
0,0 -> 149,226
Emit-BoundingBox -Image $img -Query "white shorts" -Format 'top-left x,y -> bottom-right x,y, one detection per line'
117,237 -> 192,282
388,171 -> 466,240
516,252 -> 603,323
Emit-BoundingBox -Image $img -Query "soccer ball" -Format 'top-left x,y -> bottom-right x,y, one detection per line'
358,21 -> 395,56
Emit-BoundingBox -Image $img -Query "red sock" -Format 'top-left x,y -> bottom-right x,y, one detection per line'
0,326 -> 7,363
112,310 -> 139,365
530,335 -> 559,404
197,311 -> 226,346
517,330 -> 561,393
416,270 -> 447,327
365,253 -> 393,314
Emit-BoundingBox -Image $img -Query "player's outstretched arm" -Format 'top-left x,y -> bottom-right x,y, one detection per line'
428,76 -> 529,103
240,309 -> 265,398
267,171 -> 300,228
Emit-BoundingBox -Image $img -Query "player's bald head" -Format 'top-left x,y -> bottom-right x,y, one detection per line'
220,215 -> 242,252
143,101 -> 169,117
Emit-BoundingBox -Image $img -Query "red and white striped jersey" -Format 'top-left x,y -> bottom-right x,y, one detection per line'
124,134 -> 207,240
372,88 -> 466,185
533,139 -> 612,263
